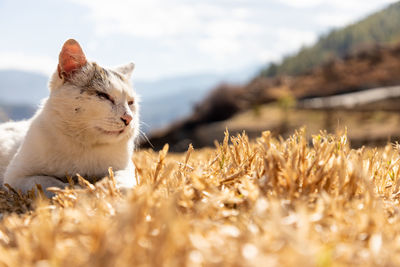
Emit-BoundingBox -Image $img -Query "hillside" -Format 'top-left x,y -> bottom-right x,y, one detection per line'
144,43 -> 400,151
0,70 -> 47,121
0,102 -> 37,122
0,70 -> 48,104
137,66 -> 257,131
261,1 -> 400,77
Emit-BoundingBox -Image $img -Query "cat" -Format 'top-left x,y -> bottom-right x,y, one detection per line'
0,39 -> 139,197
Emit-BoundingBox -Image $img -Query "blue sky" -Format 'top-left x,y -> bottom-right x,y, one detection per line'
0,0 -> 397,81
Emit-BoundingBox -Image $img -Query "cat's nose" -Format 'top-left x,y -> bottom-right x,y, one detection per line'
120,113 -> 133,126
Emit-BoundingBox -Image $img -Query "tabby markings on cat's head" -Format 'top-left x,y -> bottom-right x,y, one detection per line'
48,39 -> 139,146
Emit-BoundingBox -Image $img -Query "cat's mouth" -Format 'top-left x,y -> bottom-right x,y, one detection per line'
95,127 -> 125,136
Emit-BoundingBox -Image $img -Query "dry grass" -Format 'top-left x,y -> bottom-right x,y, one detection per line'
193,103 -> 400,149
0,129 -> 400,266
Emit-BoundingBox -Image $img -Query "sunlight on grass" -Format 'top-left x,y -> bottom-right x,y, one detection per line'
0,129 -> 399,266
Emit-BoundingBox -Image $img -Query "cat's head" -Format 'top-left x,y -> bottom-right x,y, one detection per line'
48,39 -> 139,146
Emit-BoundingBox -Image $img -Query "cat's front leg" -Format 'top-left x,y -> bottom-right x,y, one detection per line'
6,176 -> 68,198
113,162 -> 138,192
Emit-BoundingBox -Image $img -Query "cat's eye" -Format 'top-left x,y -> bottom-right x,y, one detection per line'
128,100 -> 134,105
96,91 -> 115,104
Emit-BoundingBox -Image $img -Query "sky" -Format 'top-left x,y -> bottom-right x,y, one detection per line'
0,0 -> 397,81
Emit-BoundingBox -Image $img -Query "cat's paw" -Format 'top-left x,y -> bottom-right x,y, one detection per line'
113,167 -> 138,189
6,176 -> 68,199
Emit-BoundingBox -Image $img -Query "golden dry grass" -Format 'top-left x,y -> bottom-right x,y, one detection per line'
0,129 -> 400,266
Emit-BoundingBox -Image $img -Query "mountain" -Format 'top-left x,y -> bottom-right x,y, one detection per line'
136,65 -> 259,131
261,1 -> 400,77
144,43 -> 400,151
0,70 -> 47,121
0,103 -> 37,122
0,70 -> 49,104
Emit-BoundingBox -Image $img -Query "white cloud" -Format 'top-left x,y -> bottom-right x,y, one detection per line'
1,0 -> 394,79
69,0 -> 262,54
274,0 -> 325,8
312,0 -> 398,29
69,0 -> 394,64
276,28 -> 317,52
68,1 -> 319,65
0,52 -> 56,75
328,0 -> 397,9
71,0 -> 209,38
275,0 -> 397,9
315,13 -> 357,28
197,18 -> 263,59
67,0 -> 270,67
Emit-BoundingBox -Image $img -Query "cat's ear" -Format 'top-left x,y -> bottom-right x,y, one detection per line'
57,39 -> 87,79
115,62 -> 135,79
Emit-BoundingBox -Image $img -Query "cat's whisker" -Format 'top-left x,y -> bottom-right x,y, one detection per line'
139,121 -> 151,128
138,129 -> 154,149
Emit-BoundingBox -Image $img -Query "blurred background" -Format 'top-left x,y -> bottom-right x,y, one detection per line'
1,0 -> 400,151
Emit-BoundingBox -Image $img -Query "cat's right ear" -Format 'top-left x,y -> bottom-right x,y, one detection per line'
57,39 -> 87,79
115,62 -> 135,79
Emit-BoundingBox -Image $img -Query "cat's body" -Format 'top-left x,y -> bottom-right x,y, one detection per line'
0,39 -> 139,196
0,120 -> 29,182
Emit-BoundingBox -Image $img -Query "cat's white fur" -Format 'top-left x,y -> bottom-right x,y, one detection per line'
0,42 -> 139,197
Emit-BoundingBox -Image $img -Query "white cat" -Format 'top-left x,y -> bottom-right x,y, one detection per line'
0,39 -> 139,197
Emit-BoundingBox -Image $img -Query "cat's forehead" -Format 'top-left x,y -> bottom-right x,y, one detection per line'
88,63 -> 135,96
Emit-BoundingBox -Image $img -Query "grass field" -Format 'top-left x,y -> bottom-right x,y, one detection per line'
190,103 -> 400,150
0,129 -> 400,266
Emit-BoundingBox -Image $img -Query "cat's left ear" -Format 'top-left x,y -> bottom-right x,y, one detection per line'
58,39 -> 87,79
115,62 -> 135,79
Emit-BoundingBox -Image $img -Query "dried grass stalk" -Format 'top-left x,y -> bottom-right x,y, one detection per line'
0,130 -> 398,266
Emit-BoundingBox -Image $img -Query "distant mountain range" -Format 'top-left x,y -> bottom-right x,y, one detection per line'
0,70 -> 49,104
0,70 -> 47,122
0,66 -> 259,129
136,65 -> 259,131
261,1 -> 400,77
